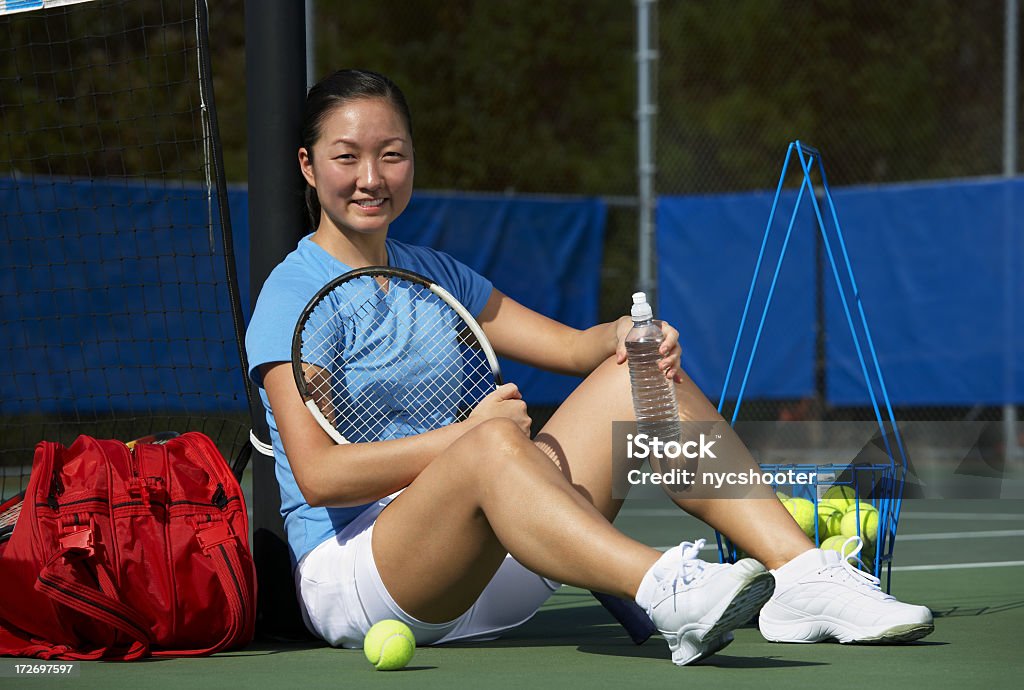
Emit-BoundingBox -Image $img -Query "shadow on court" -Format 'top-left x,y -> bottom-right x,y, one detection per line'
931,599 -> 1024,617
679,653 -> 827,670
444,597 -> 656,651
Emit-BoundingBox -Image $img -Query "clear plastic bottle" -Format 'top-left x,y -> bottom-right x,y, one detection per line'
625,292 -> 681,444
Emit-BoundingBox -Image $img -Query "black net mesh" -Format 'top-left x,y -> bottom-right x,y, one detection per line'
0,0 -> 249,499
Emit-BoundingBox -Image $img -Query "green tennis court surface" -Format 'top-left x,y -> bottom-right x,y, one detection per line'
27,497 -> 1023,689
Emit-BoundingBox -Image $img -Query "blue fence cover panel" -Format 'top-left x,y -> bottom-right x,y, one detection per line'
2,180 -> 604,413
657,191 -> 816,402
826,178 -> 1024,405
9,174 -> 1019,412
0,177 -> 247,414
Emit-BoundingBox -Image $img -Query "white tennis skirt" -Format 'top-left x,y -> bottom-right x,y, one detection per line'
295,492 -> 560,648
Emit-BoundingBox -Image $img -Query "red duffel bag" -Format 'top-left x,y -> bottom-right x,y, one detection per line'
0,432 -> 255,659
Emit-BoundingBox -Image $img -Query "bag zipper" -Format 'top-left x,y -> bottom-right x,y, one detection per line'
175,434 -> 253,644
174,434 -> 245,515
47,471 -> 64,510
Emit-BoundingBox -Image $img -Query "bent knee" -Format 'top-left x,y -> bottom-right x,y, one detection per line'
448,419 -> 554,482
465,418 -> 533,455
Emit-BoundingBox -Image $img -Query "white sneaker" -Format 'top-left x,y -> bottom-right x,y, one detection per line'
637,539 -> 776,666
758,537 -> 934,644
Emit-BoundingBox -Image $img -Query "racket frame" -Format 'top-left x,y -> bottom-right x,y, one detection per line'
0,490 -> 24,543
291,266 -> 502,445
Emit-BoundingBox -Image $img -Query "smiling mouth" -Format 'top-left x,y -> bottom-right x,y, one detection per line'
354,198 -> 385,208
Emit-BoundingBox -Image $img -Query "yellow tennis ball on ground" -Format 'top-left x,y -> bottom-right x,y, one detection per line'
776,491 -> 791,502
364,620 -> 415,671
840,504 -> 879,544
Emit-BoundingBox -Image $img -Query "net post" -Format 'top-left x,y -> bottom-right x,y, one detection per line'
1003,0 -> 1020,470
245,0 -> 311,640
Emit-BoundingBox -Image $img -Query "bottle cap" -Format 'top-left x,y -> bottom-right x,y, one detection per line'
630,292 -> 653,320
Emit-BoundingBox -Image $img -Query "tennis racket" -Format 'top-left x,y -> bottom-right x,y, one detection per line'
292,266 -> 500,444
0,491 -> 23,544
292,266 -> 656,644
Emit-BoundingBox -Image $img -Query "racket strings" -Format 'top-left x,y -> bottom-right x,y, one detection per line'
0,493 -> 23,542
0,503 -> 19,529
299,277 -> 496,443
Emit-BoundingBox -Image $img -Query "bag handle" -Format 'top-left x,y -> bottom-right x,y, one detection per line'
34,528 -> 151,660
150,520 -> 254,657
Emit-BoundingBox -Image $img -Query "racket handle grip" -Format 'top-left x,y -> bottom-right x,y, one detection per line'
590,591 -> 657,645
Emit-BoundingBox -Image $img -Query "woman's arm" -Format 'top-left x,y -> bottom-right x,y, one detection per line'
261,361 -> 530,508
477,289 -> 682,381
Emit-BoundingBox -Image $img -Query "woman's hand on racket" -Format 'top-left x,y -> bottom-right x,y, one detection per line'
614,316 -> 683,384
468,382 -> 532,436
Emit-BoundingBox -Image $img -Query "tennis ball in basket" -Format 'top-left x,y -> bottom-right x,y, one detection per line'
821,535 -> 873,569
784,497 -> 822,539
823,487 -> 856,507
819,535 -> 858,563
364,620 -> 415,671
817,503 -> 844,540
840,504 -> 879,545
824,509 -> 845,540
821,485 -> 857,512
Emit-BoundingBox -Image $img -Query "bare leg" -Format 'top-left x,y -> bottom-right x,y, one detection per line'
534,356 -> 814,569
372,418 -> 661,623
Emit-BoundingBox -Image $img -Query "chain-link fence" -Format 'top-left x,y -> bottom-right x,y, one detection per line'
658,0 -> 1010,194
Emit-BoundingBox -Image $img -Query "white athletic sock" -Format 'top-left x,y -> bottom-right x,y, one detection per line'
634,560 -> 663,612
633,542 -> 692,613
770,547 -> 823,587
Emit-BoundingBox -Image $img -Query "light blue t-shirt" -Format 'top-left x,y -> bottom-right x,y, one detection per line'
245,235 -> 493,567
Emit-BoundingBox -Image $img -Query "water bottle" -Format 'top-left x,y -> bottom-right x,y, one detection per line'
626,292 -> 681,444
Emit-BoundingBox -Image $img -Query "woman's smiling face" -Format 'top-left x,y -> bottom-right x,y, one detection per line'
299,97 -> 414,237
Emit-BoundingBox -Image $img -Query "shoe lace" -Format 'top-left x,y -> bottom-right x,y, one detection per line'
822,536 -> 889,596
645,538 -> 707,617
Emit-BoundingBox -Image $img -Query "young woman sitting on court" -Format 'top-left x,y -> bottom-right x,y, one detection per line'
245,69 -> 934,666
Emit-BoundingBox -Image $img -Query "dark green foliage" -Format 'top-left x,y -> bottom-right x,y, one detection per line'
3,0 -> 1010,191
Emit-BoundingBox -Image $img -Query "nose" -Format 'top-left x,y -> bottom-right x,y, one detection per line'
359,158 -> 383,191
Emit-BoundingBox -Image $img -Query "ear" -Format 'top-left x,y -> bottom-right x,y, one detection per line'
298,147 -> 316,188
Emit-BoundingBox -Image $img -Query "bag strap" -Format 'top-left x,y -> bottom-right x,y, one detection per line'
34,525 -> 150,660
150,520 -> 253,657
0,621 -> 94,660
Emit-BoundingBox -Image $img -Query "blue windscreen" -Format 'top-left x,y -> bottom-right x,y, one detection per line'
656,177 -> 1023,406
0,179 -> 605,412
657,191 -> 817,403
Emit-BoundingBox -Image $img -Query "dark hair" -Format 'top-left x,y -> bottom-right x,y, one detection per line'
301,69 -> 413,229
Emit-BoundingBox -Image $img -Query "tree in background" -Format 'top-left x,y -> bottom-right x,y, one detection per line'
3,0 -> 1011,193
